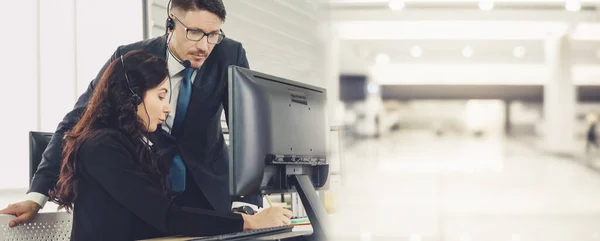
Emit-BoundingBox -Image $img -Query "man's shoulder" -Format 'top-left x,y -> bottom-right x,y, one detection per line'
118,35 -> 167,58
219,37 -> 242,49
210,37 -> 243,63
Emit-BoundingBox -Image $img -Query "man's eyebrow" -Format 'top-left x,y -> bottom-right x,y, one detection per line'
188,27 -> 220,34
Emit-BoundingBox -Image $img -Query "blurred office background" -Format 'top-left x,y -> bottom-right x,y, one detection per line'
330,0 -> 600,241
3,0 -> 600,240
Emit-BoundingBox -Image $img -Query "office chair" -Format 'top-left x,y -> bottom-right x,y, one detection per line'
0,212 -> 72,240
29,131 -> 53,185
7,131 -> 75,240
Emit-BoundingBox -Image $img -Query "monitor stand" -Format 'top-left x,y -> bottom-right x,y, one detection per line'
290,174 -> 329,241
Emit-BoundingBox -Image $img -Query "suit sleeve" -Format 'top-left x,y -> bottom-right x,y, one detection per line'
80,133 -> 244,236
28,47 -> 122,196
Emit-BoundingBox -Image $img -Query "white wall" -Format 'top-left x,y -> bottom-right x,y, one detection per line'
0,0 -> 142,190
76,1 -> 143,95
0,0 -> 39,189
221,0 -> 329,87
39,0 -> 77,132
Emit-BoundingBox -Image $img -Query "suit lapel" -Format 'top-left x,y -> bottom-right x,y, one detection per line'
189,51 -> 221,111
192,43 -> 223,90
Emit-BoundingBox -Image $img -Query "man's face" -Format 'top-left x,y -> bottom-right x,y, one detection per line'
168,9 -> 223,69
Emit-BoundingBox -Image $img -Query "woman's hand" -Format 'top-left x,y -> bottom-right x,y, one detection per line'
241,206 -> 292,231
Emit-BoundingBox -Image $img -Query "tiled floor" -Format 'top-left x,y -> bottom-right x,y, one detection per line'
329,130 -> 600,241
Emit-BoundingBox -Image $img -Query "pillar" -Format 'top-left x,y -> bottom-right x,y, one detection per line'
541,34 -> 577,155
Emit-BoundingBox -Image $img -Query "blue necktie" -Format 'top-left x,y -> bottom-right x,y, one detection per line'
167,67 -> 193,193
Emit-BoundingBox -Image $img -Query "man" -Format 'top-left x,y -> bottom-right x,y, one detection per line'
1,0 -> 262,227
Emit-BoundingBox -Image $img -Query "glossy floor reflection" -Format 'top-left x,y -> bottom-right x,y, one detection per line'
330,130 -> 600,241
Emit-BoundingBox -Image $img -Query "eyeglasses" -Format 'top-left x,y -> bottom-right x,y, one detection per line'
171,15 -> 225,44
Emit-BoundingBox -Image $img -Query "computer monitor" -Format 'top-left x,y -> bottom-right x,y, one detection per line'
29,131 -> 53,185
228,66 -> 330,241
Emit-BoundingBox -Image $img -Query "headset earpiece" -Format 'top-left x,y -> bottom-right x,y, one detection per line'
132,93 -> 143,106
166,17 -> 175,31
165,0 -> 174,34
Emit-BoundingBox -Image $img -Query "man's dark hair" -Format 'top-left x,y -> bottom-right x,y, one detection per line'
170,0 -> 227,22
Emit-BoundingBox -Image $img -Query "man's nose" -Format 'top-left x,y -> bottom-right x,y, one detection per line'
195,37 -> 209,52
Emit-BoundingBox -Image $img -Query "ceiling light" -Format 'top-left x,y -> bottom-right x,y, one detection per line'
410,45 -> 422,58
388,0 -> 405,11
478,0 -> 494,11
462,46 -> 474,58
375,53 -> 391,65
513,46 -> 526,58
565,0 -> 581,12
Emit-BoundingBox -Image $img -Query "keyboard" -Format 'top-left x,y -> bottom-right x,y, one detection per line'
190,225 -> 294,241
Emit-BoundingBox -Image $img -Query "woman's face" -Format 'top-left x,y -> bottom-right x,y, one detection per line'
137,78 -> 171,132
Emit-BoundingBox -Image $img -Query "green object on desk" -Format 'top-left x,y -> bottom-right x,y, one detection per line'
291,217 -> 310,224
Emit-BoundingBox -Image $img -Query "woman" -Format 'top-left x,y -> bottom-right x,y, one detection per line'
49,50 -> 291,241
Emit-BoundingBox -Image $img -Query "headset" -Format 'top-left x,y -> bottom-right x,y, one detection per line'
166,0 -> 174,34
120,55 -> 143,106
163,0 -> 197,133
120,54 -> 153,137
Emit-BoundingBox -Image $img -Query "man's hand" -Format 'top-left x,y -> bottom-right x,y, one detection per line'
0,200 -> 42,227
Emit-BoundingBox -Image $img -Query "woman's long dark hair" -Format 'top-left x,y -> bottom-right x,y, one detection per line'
50,50 -> 170,211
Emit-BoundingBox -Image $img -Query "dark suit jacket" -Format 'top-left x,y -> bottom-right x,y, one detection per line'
29,35 -> 261,212
71,128 -> 243,241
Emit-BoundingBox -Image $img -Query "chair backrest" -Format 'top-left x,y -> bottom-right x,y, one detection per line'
0,212 -> 72,240
29,131 -> 53,184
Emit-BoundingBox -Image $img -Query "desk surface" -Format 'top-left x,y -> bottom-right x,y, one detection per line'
139,225 -> 313,241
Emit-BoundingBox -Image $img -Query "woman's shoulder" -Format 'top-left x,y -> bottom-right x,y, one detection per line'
76,128 -> 139,170
80,128 -> 133,151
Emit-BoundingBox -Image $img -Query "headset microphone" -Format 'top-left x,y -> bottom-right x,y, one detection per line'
182,60 -> 191,68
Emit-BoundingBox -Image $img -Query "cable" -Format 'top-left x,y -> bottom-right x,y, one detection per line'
141,100 -> 151,142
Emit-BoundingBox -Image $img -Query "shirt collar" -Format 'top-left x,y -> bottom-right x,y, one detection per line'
167,47 -> 185,78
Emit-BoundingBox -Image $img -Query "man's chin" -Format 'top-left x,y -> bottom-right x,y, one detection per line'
191,61 -> 204,69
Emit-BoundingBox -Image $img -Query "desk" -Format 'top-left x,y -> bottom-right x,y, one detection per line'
140,225 -> 313,241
